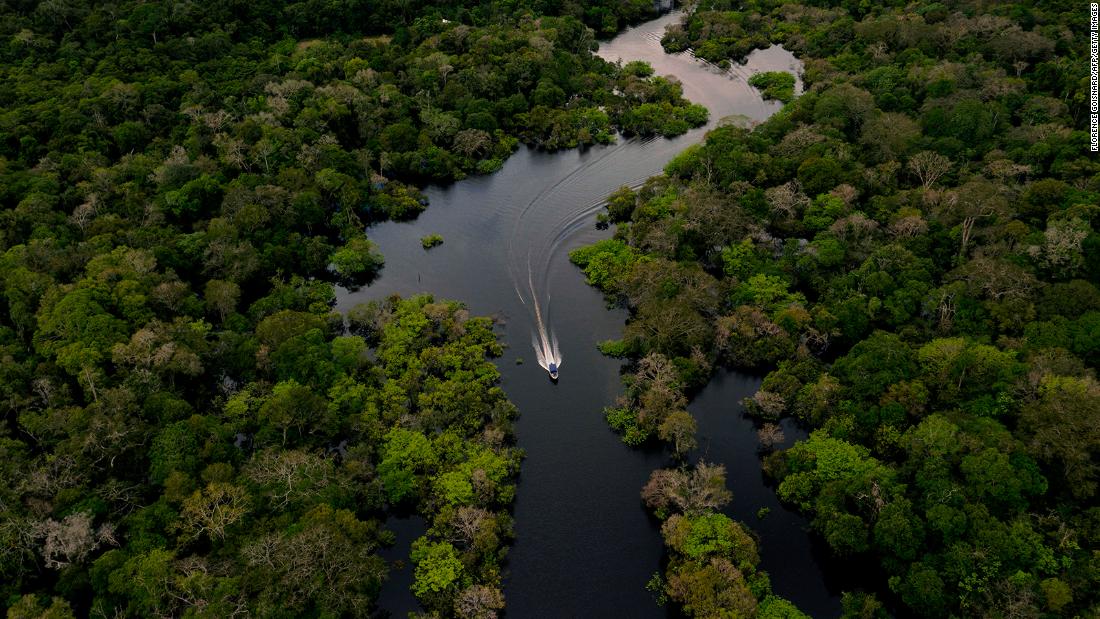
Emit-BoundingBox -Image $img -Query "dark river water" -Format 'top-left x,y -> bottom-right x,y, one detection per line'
339,11 -> 842,617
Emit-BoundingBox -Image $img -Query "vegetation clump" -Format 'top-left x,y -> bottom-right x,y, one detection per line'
331,237 -> 385,287
641,463 -> 806,618
421,234 -> 445,249
747,71 -> 796,103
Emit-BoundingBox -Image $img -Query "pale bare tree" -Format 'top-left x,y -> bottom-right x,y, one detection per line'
658,410 -> 698,458
772,125 -> 826,157
641,462 -> 732,517
202,109 -> 233,132
977,68 -> 1026,102
635,365 -> 688,429
830,183 -> 859,207
204,279 -> 241,322
70,194 -> 99,233
747,390 -> 786,419
765,180 -> 810,219
889,213 -> 929,238
251,138 -> 277,173
32,511 -> 116,569
245,449 -> 333,509
111,319 -> 204,378
931,286 -> 959,331
949,256 -> 1041,301
151,280 -> 190,313
907,151 -> 952,189
241,510 -> 383,616
149,145 -> 192,186
20,455 -> 85,513
941,179 -> 1009,258
296,134 -> 340,172
421,108 -> 461,143
350,68 -> 381,89
828,213 -> 880,258
213,133 -> 250,170
453,129 -> 492,158
984,158 -> 1031,184
179,483 -> 249,541
454,585 -> 505,619
757,423 -> 786,451
80,397 -> 144,468
1030,218 -> 1089,276
449,507 -> 492,548
868,41 -> 890,63
863,160 -> 900,193
634,352 -> 682,393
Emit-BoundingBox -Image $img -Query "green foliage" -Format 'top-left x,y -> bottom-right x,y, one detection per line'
732,274 -> 805,314
569,238 -> 647,293
802,194 -> 845,231
605,406 -> 650,446
678,513 -> 755,562
605,186 -> 639,223
797,157 -> 845,196
778,432 -> 891,509
420,234 -> 444,249
597,338 -> 633,357
330,237 -> 384,283
5,595 -> 76,619
148,421 -> 201,485
748,72 -> 797,103
379,428 -> 438,504
757,595 -> 812,618
410,539 -> 467,601
721,239 -> 763,280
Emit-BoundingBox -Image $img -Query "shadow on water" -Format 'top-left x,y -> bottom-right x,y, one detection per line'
374,515 -> 427,618
338,11 -> 841,617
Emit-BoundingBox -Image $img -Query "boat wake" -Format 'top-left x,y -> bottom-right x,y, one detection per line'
506,142 -> 630,379
516,256 -> 562,376
532,326 -> 562,375
530,303 -> 562,376
505,133 -> 675,379
506,136 -> 657,379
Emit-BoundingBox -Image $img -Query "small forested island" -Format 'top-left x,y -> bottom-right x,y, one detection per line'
1,0 -> 1097,617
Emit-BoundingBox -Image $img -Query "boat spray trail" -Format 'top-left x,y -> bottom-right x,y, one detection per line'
523,256 -> 561,373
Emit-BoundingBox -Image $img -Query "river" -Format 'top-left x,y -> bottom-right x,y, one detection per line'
338,11 -> 841,618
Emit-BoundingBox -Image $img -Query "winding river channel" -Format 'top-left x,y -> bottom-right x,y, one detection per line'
338,11 -> 843,617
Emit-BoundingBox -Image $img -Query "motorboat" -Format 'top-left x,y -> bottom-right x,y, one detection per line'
548,362 -> 559,381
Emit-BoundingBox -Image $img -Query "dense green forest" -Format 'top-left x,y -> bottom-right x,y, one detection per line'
0,0 -> 711,616
3,285 -> 522,616
574,0 -> 1099,616
3,0 -> 1098,616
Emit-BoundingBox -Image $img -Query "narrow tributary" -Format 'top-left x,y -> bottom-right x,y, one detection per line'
338,11 -> 841,617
